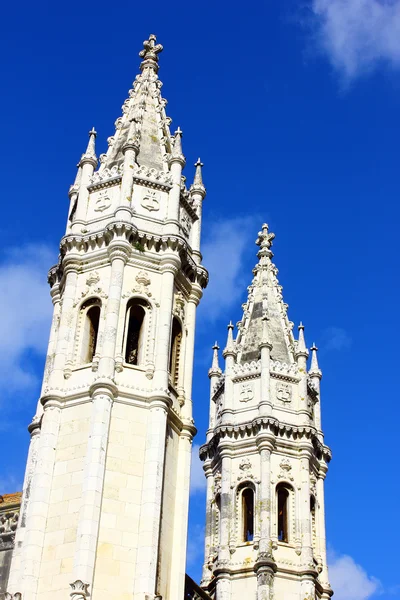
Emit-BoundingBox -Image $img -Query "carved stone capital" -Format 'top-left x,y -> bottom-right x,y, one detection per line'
70,580 -> 89,599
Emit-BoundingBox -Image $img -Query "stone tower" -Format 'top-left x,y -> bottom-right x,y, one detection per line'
7,34 -> 207,600
200,225 -> 332,600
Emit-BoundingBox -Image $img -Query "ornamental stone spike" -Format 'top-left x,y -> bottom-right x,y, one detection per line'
79,127 -> 98,168
309,342 -> 322,378
171,127 -> 185,165
209,341 -> 222,378
190,157 -> 206,199
296,322 -> 309,358
139,33 -> 163,72
223,321 -> 236,357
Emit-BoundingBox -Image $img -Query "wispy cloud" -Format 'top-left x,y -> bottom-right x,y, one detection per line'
199,215 -> 261,322
323,326 -> 352,351
186,523 -> 205,568
311,0 -> 400,82
0,245 -> 55,397
329,550 -> 382,599
190,444 -> 206,494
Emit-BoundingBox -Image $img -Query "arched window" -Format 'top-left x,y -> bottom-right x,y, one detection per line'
124,300 -> 147,365
214,493 -> 221,546
169,317 -> 182,387
242,487 -> 254,542
277,484 -> 290,543
81,299 -> 101,364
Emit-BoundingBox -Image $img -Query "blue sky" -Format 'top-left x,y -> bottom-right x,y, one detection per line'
1,1 -> 400,599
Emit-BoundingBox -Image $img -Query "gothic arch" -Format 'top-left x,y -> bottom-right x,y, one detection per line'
121,297 -> 153,368
234,481 -> 257,545
75,297 -> 102,366
275,482 -> 295,544
169,316 -> 183,388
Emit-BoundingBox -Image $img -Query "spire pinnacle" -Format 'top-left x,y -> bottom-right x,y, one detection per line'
296,322 -> 309,358
139,34 -> 163,72
190,157 -> 206,199
309,343 -> 322,377
80,127 -> 98,168
209,342 -> 222,378
170,127 -> 185,167
223,322 -> 236,358
256,223 -> 275,261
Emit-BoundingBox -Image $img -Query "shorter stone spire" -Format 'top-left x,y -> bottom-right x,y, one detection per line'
223,322 -> 236,358
139,34 -> 163,72
190,158 -> 206,198
80,127 -> 98,168
209,342 -> 222,378
309,343 -> 322,378
295,322 -> 309,358
170,127 -> 185,166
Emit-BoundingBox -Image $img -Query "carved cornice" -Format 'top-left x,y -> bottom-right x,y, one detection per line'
200,417 -> 332,463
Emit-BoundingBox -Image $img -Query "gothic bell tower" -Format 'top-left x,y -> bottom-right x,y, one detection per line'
200,225 -> 332,600
7,35 -> 207,600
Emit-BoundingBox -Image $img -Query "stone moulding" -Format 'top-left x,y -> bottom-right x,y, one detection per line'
199,417 -> 332,463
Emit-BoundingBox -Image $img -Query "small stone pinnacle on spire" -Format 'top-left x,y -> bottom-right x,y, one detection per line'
139,34 -> 163,72
170,127 -> 186,167
223,321 -> 236,357
296,322 -> 309,358
209,342 -> 222,378
79,127 -> 98,168
190,157 -> 206,199
309,343 -> 322,377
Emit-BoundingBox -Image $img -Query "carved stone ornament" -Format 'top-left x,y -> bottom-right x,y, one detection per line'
173,291 -> 185,320
214,473 -> 221,495
5,593 -> 22,600
123,270 -> 154,300
141,188 -> 160,211
180,209 -> 191,236
239,382 -> 254,403
278,458 -> 294,481
74,271 -> 107,306
276,382 -> 292,404
70,580 -> 89,599
0,509 -> 19,541
94,190 -> 112,212
239,458 -> 252,472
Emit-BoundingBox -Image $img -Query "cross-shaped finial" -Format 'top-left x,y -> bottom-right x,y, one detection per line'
195,158 -> 204,168
256,223 -> 275,250
88,127 -> 97,137
139,34 -> 163,70
175,126 -> 183,136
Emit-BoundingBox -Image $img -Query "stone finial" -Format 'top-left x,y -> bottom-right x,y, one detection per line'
223,321 -> 236,358
309,343 -> 322,378
256,223 -> 275,260
190,157 -> 206,199
79,127 -> 98,168
170,127 -> 186,167
295,322 -> 309,359
139,34 -> 163,72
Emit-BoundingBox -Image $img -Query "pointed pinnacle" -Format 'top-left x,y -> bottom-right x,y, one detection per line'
190,157 -> 206,199
80,127 -> 98,167
310,343 -> 322,377
139,34 -> 163,72
170,128 -> 185,166
209,341 -> 221,373
296,322 -> 309,358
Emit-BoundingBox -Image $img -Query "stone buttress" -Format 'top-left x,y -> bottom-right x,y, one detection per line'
7,34 -> 207,600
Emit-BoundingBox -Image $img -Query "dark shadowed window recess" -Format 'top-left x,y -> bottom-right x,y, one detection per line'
124,301 -> 146,365
277,485 -> 289,543
169,317 -> 182,387
242,488 -> 254,542
81,300 -> 101,364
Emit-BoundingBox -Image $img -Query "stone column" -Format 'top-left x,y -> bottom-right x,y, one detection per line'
73,243 -> 129,591
115,139 -> 138,222
16,400 -> 62,600
133,255 -> 178,597
167,144 -> 185,236
317,469 -> 331,592
201,460 -> 214,586
255,437 -> 276,600
215,446 -> 232,600
259,317 -> 272,417
181,285 -> 201,420
48,259 -> 79,389
299,446 -> 316,599
222,324 -> 236,424
98,243 -> 130,378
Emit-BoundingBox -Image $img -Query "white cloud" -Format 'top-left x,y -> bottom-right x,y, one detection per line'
329,551 -> 382,600
323,326 -> 352,351
199,215 -> 261,322
311,0 -> 400,81
190,444 -> 206,494
0,245 -> 55,396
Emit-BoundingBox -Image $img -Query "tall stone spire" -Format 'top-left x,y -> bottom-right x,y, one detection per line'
99,34 -> 176,172
235,223 -> 295,364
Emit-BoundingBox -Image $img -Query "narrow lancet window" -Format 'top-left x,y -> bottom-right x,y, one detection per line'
310,495 -> 316,549
277,485 -> 289,543
124,301 -> 146,365
81,300 -> 101,364
242,488 -> 254,542
169,317 -> 182,387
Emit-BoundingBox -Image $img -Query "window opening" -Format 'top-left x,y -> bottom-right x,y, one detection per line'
125,303 -> 146,365
277,486 -> 289,543
169,318 -> 182,387
81,303 -> 100,364
242,488 -> 254,542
